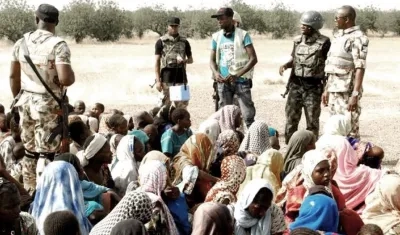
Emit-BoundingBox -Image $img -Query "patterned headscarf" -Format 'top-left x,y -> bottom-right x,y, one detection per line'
216,130 -> 241,157
137,160 -> 179,235
239,121 -> 270,155
89,191 -> 152,235
205,155 -> 246,203
172,133 -> 214,185
212,105 -> 241,132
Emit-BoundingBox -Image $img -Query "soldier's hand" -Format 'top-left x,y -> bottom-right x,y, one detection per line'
155,81 -> 163,92
279,65 -> 286,76
347,96 -> 358,112
322,91 -> 329,107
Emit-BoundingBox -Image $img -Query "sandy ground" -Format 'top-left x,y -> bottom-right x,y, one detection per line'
0,32 -> 399,166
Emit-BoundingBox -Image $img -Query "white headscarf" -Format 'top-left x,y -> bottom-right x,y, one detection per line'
323,114 -> 352,136
76,133 -> 107,167
198,119 -> 221,144
234,178 -> 274,235
301,149 -> 331,196
111,135 -> 139,196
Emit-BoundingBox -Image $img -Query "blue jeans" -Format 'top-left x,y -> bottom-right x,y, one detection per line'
217,80 -> 256,128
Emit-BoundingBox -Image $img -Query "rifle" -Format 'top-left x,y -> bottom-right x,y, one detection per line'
212,79 -> 219,112
281,68 -> 295,98
20,39 -> 69,153
9,91 -> 22,124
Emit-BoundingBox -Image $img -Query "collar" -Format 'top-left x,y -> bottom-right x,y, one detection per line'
303,31 -> 321,43
337,25 -> 360,36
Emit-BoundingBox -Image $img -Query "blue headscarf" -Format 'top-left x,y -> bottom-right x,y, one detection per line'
32,161 -> 92,235
289,193 -> 339,234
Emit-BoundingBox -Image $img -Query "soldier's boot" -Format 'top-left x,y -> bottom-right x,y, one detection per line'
22,150 -> 40,195
36,152 -> 55,179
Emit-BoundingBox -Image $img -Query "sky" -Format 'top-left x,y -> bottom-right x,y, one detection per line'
27,0 -> 400,11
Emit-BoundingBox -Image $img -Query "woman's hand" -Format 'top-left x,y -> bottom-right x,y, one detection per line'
164,186 -> 180,200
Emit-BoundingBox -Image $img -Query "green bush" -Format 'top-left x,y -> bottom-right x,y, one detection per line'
0,0 -> 36,42
263,2 -> 299,39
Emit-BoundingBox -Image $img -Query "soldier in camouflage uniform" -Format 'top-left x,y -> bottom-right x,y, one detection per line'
322,5 -> 368,139
280,11 -> 331,144
155,17 -> 193,109
9,4 -> 75,194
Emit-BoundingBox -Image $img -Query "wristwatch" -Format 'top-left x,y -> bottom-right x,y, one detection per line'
351,91 -> 359,97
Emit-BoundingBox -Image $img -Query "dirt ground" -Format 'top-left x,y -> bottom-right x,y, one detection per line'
1,32 -> 399,165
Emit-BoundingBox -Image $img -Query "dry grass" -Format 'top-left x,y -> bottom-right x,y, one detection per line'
1,33 -> 400,164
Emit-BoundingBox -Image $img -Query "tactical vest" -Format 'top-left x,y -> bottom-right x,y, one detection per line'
160,34 -> 187,70
293,33 -> 329,79
324,29 -> 363,74
212,27 -> 253,79
18,30 -> 65,96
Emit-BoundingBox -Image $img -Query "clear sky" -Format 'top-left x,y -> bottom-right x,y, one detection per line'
27,0 -> 400,11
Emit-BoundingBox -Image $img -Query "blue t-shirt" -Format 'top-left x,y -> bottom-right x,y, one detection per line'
212,31 -> 253,82
161,128 -> 193,157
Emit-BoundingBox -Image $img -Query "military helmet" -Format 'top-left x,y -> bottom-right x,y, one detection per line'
300,11 -> 324,30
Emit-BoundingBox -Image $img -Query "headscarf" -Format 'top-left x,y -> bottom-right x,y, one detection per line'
31,161 -> 92,235
283,130 -> 315,174
216,130 -> 241,157
110,219 -> 146,235
154,104 -> 175,126
76,133 -> 107,167
205,155 -> 246,203
111,135 -> 139,196
136,160 -> 179,235
301,149 -> 331,195
198,119 -> 221,144
192,202 -> 233,235
323,114 -> 352,136
316,135 -> 383,211
172,133 -> 214,188
141,150 -> 170,166
238,149 -> 283,200
239,121 -> 270,155
289,194 -> 339,233
362,174 -> 400,233
234,179 -> 274,235
89,191 -> 152,235
211,105 -> 241,132
110,134 -> 123,157
128,130 -> 149,146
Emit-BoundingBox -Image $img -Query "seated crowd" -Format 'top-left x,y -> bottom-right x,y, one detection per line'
0,101 -> 397,235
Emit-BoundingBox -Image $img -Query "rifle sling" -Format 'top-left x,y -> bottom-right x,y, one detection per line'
20,38 -> 62,106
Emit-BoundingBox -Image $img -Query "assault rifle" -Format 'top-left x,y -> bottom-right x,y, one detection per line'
20,39 -> 69,153
281,68 -> 295,98
212,80 -> 219,111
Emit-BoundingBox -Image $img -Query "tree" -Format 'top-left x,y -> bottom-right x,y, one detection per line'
356,5 -> 379,34
264,2 -> 298,39
229,0 -> 268,34
90,0 -> 125,42
390,10 -> 400,36
0,0 -> 36,42
131,5 -> 170,38
59,0 -> 96,43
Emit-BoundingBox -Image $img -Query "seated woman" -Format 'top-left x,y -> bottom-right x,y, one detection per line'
322,114 -> 384,169
98,113 -> 128,139
289,189 -> 341,234
161,108 -> 193,158
129,129 -> 151,153
192,202 -> 234,235
209,130 -> 241,177
31,161 -> 92,235
283,149 -> 363,235
198,105 -> 242,144
54,153 -> 121,225
108,134 -> 124,169
317,135 -> 385,213
233,178 -> 286,235
77,134 -> 115,189
136,160 -> 179,235
238,149 -> 284,198
90,191 -> 153,235
111,135 -> 145,197
361,174 -> 400,234
0,178 -> 38,234
172,133 -> 219,210
282,130 -> 315,178
239,120 -> 271,156
205,155 -> 246,204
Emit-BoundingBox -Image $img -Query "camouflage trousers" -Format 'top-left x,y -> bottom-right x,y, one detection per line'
328,92 -> 361,139
285,82 -> 323,144
16,92 -> 61,193
158,82 -> 189,109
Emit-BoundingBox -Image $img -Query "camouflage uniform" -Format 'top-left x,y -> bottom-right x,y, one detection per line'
285,32 -> 330,144
11,29 -> 71,193
158,34 -> 190,109
325,26 -> 368,139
